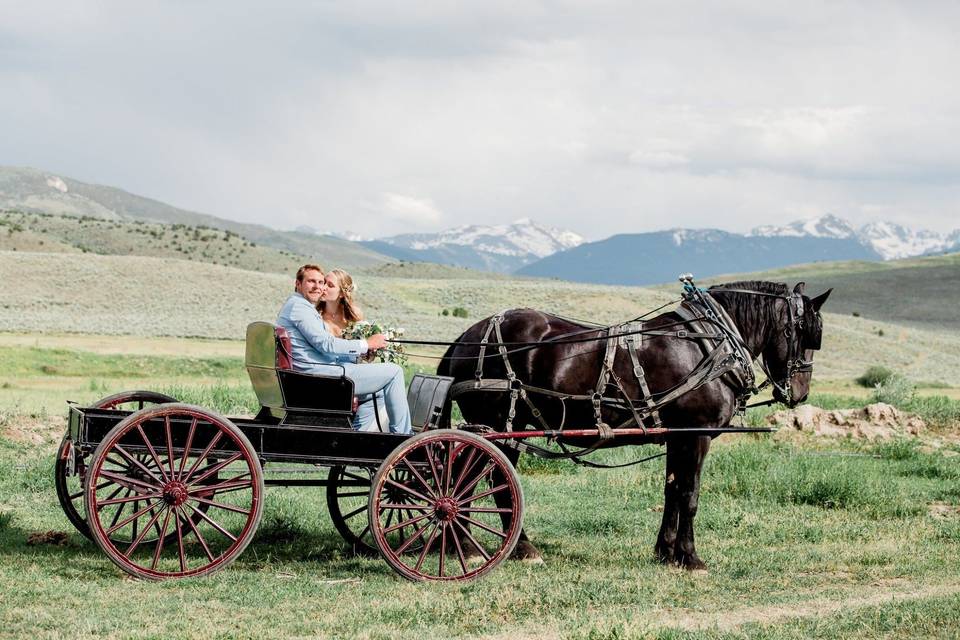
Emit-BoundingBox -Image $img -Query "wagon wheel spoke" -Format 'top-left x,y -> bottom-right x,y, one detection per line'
401,458 -> 437,499
438,522 -> 448,577
451,526 -> 468,576
136,426 -> 170,484
184,503 -> 238,542
106,488 -> 133,529
385,477 -> 434,504
458,483 -> 510,505
380,503 -> 430,512
174,506 -> 187,572
457,515 -> 508,539
450,445 -> 480,497
179,507 -> 215,563
424,442 -> 443,495
191,476 -> 252,495
149,509 -> 173,570
188,495 -> 251,516
181,430 -> 224,483
451,518 -> 491,562
112,445 -> 167,487
98,492 -> 163,507
177,418 -> 198,480
443,441 -> 457,495
117,501 -> 164,548
106,499 -> 163,536
395,520 -> 434,555
335,490 -> 368,498
413,523 -> 442,572
187,453 -> 242,488
454,462 -> 497,501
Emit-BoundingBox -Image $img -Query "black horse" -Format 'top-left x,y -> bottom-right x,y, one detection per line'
437,280 -> 831,569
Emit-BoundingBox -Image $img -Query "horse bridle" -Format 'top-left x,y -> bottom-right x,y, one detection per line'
706,286 -> 815,405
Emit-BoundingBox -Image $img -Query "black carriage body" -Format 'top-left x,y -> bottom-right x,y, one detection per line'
67,405 -> 407,467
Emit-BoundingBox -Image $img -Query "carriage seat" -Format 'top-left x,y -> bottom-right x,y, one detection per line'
245,321 -> 356,423
245,321 -> 454,431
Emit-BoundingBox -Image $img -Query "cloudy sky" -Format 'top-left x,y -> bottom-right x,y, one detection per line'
2,1 -> 959,239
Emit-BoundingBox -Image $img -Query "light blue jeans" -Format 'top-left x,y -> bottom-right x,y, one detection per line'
341,362 -> 412,434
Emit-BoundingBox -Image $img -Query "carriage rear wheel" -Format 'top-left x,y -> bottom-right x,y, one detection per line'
327,465 -> 377,555
55,390 -> 178,541
85,404 -> 264,580
328,465 -> 425,556
369,429 -> 523,582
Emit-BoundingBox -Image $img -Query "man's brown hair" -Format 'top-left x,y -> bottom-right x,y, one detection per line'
295,264 -> 324,288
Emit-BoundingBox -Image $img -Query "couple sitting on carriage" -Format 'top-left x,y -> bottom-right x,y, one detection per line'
277,264 -> 412,434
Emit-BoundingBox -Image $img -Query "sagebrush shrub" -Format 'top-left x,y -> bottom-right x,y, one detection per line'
856,365 -> 894,388
871,374 -> 916,406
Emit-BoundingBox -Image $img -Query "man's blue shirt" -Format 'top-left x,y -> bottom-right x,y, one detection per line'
276,293 -> 368,373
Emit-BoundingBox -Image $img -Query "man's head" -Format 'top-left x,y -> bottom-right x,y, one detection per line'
295,264 -> 325,305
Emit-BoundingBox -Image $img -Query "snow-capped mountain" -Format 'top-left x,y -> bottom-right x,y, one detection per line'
384,218 -> 583,258
362,219 -> 585,272
751,214 -> 857,240
750,214 -> 958,261
857,221 -> 953,260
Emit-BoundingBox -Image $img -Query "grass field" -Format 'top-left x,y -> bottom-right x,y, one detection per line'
1,236 -> 959,637
1,394 -> 958,638
0,341 -> 958,638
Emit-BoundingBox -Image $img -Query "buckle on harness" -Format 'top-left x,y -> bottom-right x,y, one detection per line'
677,330 -> 688,339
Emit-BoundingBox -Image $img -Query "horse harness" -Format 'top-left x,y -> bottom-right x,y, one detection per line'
448,287 -> 770,444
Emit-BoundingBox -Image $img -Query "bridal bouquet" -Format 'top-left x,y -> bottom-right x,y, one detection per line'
343,321 -> 408,365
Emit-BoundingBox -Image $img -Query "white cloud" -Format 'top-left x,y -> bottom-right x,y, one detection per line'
1,1 -> 959,239
380,193 -> 443,225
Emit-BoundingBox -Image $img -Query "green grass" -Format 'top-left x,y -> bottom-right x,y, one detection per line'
1,346 -> 958,637
1,415 -> 958,638
0,345 -> 244,379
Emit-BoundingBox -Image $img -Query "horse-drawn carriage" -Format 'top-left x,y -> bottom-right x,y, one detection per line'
55,276 -> 830,581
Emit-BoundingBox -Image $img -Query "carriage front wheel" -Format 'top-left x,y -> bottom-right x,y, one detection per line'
84,403 -> 264,580
369,429 -> 523,582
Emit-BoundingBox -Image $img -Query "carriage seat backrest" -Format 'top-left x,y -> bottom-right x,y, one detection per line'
245,321 -> 356,419
275,326 -> 293,370
245,321 -> 286,410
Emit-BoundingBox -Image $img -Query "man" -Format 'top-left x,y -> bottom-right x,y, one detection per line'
277,264 -> 412,434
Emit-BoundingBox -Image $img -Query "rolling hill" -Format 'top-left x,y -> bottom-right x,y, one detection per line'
2,249 -> 959,385
0,166 -> 391,270
686,252 -> 960,332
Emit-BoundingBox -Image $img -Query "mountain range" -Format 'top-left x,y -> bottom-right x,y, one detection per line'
3,165 -> 958,286
359,219 -> 583,272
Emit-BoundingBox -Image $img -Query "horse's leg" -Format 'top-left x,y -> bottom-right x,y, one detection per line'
654,441 -> 681,564
495,447 -> 542,562
672,435 -> 711,570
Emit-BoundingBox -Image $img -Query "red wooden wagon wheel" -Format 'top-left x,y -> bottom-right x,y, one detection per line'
55,390 -> 177,541
85,404 -> 264,580
369,429 -> 523,582
327,465 -> 424,556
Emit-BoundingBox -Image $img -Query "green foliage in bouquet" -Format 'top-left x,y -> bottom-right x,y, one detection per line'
343,321 -> 408,366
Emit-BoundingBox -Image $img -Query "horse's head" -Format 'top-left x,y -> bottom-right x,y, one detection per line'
764,282 -> 832,407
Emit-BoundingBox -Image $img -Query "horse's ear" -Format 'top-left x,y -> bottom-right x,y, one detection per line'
793,282 -> 806,295
810,288 -> 833,311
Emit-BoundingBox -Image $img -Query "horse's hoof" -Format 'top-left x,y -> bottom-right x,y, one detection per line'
654,546 -> 675,564
510,540 -> 543,562
677,555 -> 708,571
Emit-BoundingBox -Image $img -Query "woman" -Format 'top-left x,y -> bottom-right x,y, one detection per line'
318,268 -> 363,338
317,269 -> 388,431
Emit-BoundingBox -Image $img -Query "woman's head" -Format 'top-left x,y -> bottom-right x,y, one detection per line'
321,269 -> 363,322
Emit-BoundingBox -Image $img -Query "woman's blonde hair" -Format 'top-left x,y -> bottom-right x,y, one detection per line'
323,269 -> 363,323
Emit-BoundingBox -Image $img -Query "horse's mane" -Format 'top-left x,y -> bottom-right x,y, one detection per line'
707,280 -> 788,343
709,280 -> 788,296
